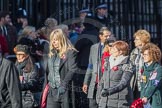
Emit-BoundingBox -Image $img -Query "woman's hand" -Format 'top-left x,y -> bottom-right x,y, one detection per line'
142,97 -> 148,104
101,88 -> 109,97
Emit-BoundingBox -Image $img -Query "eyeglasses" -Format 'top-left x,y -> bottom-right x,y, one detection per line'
16,53 -> 26,56
142,53 -> 149,57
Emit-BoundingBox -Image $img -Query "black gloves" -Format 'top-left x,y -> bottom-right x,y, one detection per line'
57,86 -> 66,97
101,88 -> 109,97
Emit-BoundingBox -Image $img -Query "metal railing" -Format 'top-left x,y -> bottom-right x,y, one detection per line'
1,0 -> 162,49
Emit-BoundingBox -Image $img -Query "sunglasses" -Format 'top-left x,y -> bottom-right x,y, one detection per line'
16,53 -> 26,56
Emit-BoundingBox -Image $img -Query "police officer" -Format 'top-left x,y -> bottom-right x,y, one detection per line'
94,4 -> 108,27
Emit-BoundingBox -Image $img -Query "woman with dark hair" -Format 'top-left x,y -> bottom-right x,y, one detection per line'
14,44 -> 41,108
101,36 -> 116,73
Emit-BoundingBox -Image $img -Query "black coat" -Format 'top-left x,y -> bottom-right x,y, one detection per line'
43,49 -> 78,108
0,57 -> 22,108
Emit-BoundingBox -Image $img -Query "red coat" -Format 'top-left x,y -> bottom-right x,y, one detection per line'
96,52 -> 110,83
0,35 -> 9,54
101,52 -> 110,73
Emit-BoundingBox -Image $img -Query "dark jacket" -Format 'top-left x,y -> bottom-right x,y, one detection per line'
140,62 -> 162,108
15,56 -> 40,108
44,49 -> 78,107
0,56 -> 22,108
15,57 -> 40,92
0,25 -> 17,54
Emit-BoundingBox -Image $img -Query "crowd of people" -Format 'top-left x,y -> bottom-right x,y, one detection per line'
0,3 -> 162,108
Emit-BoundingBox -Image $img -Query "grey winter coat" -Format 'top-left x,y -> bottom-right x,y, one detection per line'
83,43 -> 103,98
96,56 -> 133,108
130,48 -> 144,91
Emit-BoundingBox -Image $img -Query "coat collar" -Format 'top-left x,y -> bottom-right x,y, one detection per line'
59,52 -> 68,69
144,62 -> 159,72
133,48 -> 141,55
109,55 -> 129,69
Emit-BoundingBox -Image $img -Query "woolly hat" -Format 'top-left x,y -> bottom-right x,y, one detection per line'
44,18 -> 58,28
14,44 -> 29,54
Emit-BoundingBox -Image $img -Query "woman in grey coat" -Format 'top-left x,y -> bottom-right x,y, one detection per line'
96,41 -> 133,108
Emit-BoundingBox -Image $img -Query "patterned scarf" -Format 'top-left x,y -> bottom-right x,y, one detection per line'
16,59 -> 27,76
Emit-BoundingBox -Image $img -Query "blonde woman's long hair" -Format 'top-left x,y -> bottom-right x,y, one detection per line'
49,29 -> 77,58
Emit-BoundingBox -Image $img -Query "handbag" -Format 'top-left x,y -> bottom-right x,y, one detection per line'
41,84 -> 49,108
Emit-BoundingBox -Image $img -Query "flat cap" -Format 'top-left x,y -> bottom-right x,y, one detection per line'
79,8 -> 90,13
96,4 -> 107,10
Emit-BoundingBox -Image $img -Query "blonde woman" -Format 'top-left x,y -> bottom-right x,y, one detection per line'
43,29 -> 78,108
130,29 -> 151,100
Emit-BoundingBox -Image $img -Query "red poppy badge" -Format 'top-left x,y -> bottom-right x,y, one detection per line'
112,66 -> 118,71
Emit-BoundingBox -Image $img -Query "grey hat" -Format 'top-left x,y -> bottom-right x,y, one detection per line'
44,18 -> 58,27
14,44 -> 29,54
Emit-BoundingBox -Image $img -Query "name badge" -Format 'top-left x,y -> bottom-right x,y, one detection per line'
141,75 -> 147,83
149,72 -> 157,80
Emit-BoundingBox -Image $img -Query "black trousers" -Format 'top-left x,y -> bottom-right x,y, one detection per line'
47,101 -> 62,108
46,87 -> 68,108
89,85 -> 98,108
133,85 -> 140,100
89,98 -> 98,108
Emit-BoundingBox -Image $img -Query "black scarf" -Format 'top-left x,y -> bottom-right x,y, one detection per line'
16,59 -> 28,76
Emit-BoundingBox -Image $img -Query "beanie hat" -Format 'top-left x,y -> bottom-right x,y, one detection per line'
14,44 -> 29,54
105,36 -> 116,46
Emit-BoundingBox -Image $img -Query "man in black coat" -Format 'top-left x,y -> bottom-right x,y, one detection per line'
0,47 -> 22,108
